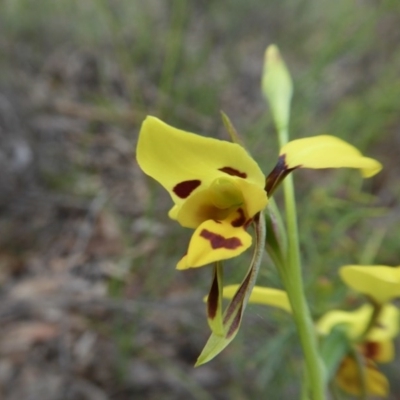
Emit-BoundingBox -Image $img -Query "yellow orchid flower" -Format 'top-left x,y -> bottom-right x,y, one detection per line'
137,116 -> 382,269
221,285 -> 291,313
336,356 -> 389,397
137,116 -> 268,269
340,265 -> 400,304
317,303 -> 399,343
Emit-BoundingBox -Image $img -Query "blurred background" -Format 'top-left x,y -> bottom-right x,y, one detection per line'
0,0 -> 399,399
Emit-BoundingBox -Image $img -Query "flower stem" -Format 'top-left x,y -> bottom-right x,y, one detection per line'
277,128 -> 326,400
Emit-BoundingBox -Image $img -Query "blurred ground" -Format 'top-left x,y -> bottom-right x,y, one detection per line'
0,1 -> 400,399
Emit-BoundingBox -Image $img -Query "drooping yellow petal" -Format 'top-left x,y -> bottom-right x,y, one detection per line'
340,265 -> 400,304
176,215 -> 252,269
222,285 -> 291,313
279,135 -> 382,178
137,116 -> 266,205
336,357 -> 389,397
317,304 -> 399,342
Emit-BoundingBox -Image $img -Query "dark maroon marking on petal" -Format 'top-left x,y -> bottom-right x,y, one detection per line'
173,179 -> 201,198
226,303 -> 243,338
207,269 -> 219,320
200,229 -> 242,250
364,341 -> 380,359
219,166 -> 247,179
231,208 -> 246,227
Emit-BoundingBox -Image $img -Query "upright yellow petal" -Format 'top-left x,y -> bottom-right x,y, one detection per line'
279,135 -> 382,178
222,285 -> 291,313
340,265 -> 400,304
137,116 -> 266,205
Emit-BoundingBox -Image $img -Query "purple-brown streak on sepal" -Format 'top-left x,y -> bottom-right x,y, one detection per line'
265,155 -> 296,196
173,179 -> 201,198
223,270 -> 252,324
226,304 -> 243,338
207,267 -> 219,320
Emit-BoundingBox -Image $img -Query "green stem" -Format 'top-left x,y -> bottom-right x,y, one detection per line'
277,129 -> 326,400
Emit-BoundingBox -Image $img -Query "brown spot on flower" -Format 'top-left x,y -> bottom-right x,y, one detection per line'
173,179 -> 201,198
200,229 -> 242,250
363,341 -> 380,359
231,208 -> 246,227
219,166 -> 247,178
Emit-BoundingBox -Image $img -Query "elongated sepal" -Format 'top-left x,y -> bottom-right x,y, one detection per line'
222,285 -> 291,313
195,213 -> 266,366
264,200 -> 287,268
320,327 -> 350,382
207,262 -> 224,336
220,111 -> 244,146
262,45 -> 293,132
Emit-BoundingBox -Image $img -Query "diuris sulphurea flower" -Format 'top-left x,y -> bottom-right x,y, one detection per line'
317,304 -> 398,397
137,116 -> 268,269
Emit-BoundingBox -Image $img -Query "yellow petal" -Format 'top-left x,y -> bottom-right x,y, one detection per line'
222,285 -> 291,313
137,116 -> 266,205
176,216 -> 252,269
279,135 -> 382,178
340,265 -> 400,304
317,304 -> 399,342
336,357 -> 389,397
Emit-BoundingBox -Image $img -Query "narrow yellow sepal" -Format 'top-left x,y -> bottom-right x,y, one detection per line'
340,265 -> 400,304
222,285 -> 291,313
262,45 -> 293,131
279,135 -> 382,178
